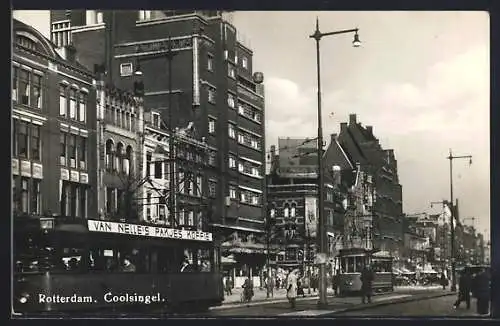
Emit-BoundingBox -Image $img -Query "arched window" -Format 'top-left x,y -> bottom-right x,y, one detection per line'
115,143 -> 124,173
290,203 -> 297,217
283,203 -> 290,218
124,145 -> 133,175
105,139 -> 114,171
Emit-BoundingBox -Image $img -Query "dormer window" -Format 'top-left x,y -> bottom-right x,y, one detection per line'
138,10 -> 152,21
16,35 -> 37,51
151,112 -> 160,128
86,10 -> 103,25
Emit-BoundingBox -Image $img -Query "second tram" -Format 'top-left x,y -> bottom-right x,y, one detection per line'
335,248 -> 394,296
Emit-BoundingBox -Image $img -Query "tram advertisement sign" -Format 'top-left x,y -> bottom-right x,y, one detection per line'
87,220 -> 213,242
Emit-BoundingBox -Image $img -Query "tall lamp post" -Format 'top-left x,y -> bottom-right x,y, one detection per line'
135,36 -> 178,226
447,149 -> 472,292
310,18 -> 361,307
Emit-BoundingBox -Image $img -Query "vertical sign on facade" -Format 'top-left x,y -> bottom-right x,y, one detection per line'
192,35 -> 200,106
305,196 -> 318,238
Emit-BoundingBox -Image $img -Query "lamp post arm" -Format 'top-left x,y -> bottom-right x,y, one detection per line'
310,28 -> 359,39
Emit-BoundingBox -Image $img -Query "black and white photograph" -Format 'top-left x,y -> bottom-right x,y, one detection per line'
11,9 -> 491,318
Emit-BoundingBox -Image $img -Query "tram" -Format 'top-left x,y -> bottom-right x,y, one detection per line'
335,248 -> 394,296
13,216 -> 224,314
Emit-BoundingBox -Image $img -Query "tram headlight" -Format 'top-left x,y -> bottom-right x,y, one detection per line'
19,293 -> 30,304
346,281 -> 353,286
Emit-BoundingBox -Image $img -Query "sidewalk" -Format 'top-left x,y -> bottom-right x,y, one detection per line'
222,287 -> 327,304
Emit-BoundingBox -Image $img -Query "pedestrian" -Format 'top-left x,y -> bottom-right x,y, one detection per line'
242,276 -> 254,302
360,264 -> 374,304
266,274 -> 275,298
276,277 -> 280,290
453,269 -> 472,309
297,273 -> 305,297
225,276 -> 233,296
472,268 -> 490,315
332,271 -> 340,296
312,274 -> 317,292
121,257 -> 136,272
440,272 -> 448,290
286,269 -> 298,309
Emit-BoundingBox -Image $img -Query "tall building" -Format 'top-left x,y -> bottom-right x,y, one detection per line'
50,10 -> 267,271
12,19 -> 98,223
337,114 -> 404,258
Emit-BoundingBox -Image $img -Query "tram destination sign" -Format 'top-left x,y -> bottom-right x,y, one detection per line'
87,220 -> 213,242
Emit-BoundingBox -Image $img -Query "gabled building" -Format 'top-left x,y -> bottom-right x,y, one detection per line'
12,19 -> 97,223
337,114 -> 404,258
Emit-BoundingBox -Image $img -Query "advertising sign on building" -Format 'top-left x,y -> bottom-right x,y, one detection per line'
305,196 -> 318,238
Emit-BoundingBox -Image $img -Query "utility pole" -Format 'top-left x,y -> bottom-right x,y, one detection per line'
447,149 -> 472,292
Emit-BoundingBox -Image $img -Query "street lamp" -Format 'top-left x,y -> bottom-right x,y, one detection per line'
447,149 -> 472,292
310,17 -> 360,308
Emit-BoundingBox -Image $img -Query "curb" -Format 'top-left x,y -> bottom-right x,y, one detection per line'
211,293 -> 322,310
328,291 -> 456,315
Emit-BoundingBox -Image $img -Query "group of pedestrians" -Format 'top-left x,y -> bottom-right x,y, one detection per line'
453,267 -> 491,315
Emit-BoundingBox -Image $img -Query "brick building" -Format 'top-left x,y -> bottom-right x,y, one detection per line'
337,114 -> 404,258
50,10 -> 267,268
12,19 -> 97,224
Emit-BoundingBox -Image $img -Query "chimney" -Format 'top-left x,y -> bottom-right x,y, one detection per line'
349,114 -> 357,125
340,122 -> 347,131
366,126 -> 373,135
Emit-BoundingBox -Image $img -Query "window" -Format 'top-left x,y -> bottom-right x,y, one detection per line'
229,186 -> 237,199
152,112 -> 160,128
284,204 -> 290,218
238,103 -> 245,115
69,134 -> 77,167
105,140 -> 114,171
228,124 -> 236,139
30,125 -> 40,161
59,86 -> 67,116
12,120 -> 18,156
179,209 -> 186,226
238,162 -> 244,172
208,180 -> 217,198
208,119 -> 216,134
86,10 -> 103,25
69,89 -> 77,119
251,194 -> 260,205
227,63 -> 236,79
31,179 -> 41,214
124,146 -> 133,175
240,191 -> 247,203
138,10 -> 152,21
12,67 -> 18,102
120,62 -> 133,77
21,178 -> 29,213
79,137 -> 87,169
207,55 -> 214,71
242,57 -> 248,69
79,92 -> 87,122
17,35 -> 37,51
229,156 -> 236,169
146,192 -> 152,220
196,175 -> 202,197
291,204 -> 296,217
227,93 -> 235,108
60,133 -> 67,165
115,143 -> 124,173
208,88 -> 216,104
188,211 -> 195,226
18,122 -> 28,159
237,133 -> 245,144
19,70 -> 30,105
208,151 -> 216,166
154,161 -> 162,179
32,74 -> 42,109
79,186 -> 87,218
146,152 -> 152,176
106,187 -> 115,215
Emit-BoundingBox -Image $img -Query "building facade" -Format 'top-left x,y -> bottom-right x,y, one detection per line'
50,10 -> 267,264
12,19 -> 97,223
337,114 -> 404,258
95,81 -> 145,221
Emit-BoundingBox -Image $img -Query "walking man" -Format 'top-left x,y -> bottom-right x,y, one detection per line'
286,269 -> 298,309
360,264 -> 374,304
472,268 -> 491,315
453,269 -> 472,309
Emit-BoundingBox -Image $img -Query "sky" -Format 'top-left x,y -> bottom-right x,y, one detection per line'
12,10 -> 490,239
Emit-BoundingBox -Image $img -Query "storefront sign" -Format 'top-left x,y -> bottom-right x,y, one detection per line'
60,168 -> 69,180
20,160 -> 31,177
32,163 -> 43,179
12,159 -> 19,175
70,171 -> 80,182
80,173 -> 88,184
87,220 -> 213,242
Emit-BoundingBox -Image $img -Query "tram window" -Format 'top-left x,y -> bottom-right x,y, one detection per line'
198,248 -> 211,272
341,258 -> 347,273
347,257 -> 355,273
355,257 -> 363,273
